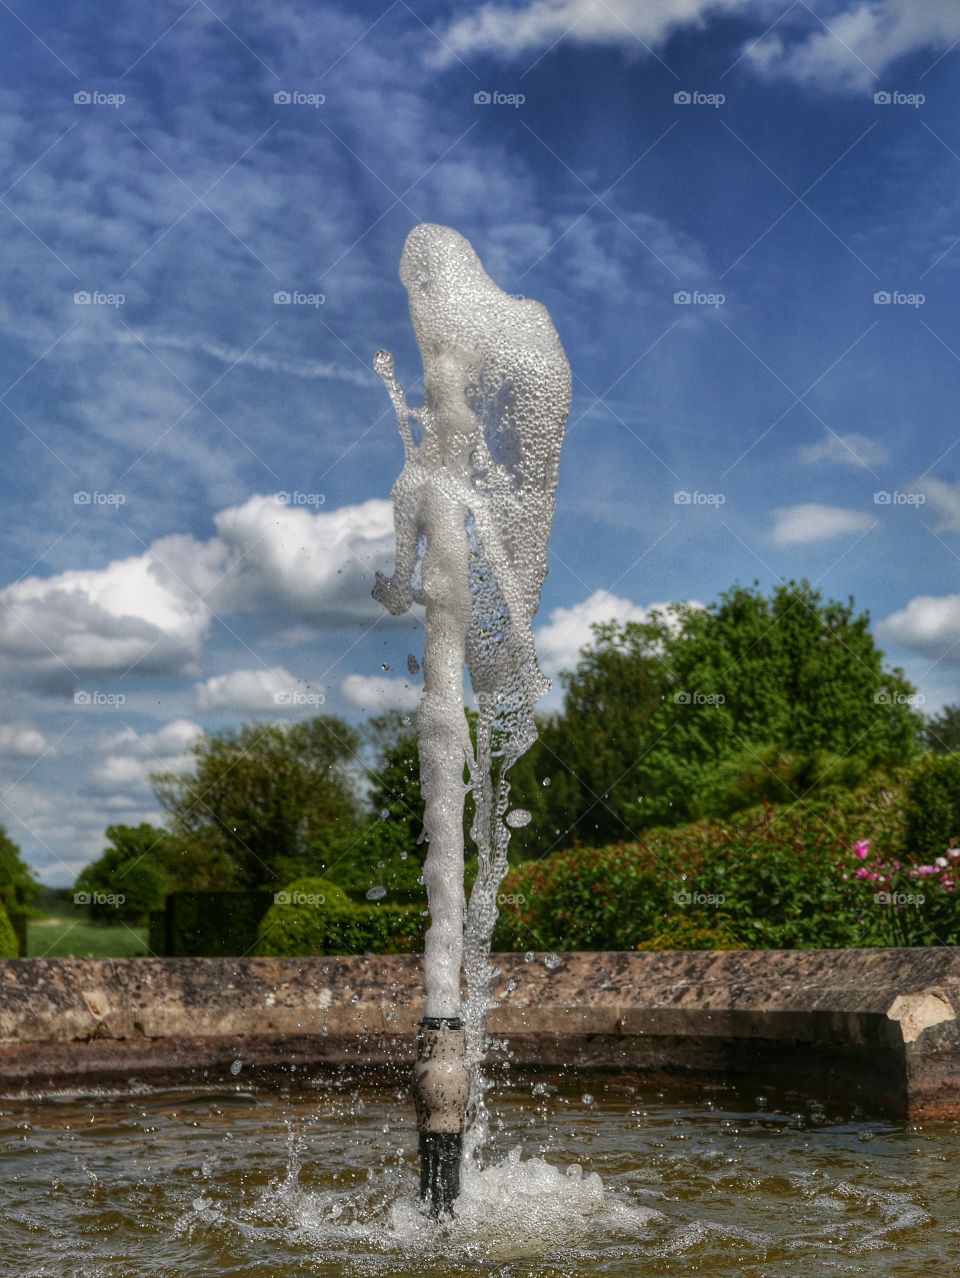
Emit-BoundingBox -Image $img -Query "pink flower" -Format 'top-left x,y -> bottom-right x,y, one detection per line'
855,867 -> 872,880
854,840 -> 870,861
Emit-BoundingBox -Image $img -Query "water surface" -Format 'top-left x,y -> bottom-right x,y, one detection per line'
3,1073 -> 958,1275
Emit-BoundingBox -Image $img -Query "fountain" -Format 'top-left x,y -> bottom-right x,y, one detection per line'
372,223 -> 571,1215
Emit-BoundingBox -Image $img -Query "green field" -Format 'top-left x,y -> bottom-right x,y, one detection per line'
27,916 -> 150,958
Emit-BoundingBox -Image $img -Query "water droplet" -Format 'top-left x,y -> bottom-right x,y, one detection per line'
542,777 -> 551,787
581,1093 -> 594,1106
230,1059 -> 243,1076
544,953 -> 562,970
523,951 -> 535,963
366,886 -> 387,901
407,654 -> 420,675
505,808 -> 532,828
381,662 -> 390,671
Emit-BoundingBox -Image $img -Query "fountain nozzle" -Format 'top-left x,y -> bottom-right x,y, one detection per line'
412,1016 -> 468,1218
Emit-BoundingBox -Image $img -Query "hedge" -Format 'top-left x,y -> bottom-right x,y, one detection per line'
493,768 -> 960,952
160,890 -> 275,957
255,875 -> 423,956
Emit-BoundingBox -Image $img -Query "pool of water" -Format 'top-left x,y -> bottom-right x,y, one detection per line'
2,1071 -> 958,1276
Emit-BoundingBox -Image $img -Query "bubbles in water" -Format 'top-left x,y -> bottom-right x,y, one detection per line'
505,808 -> 532,828
366,886 -> 388,901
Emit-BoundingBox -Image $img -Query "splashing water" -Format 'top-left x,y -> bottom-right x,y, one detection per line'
373,223 -> 570,1161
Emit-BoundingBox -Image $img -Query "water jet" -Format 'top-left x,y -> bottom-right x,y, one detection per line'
373,223 -> 571,1214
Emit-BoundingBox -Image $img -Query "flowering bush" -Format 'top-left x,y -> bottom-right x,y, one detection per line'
494,764 -> 960,951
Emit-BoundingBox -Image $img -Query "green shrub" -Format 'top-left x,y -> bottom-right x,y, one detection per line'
255,876 -> 422,956
493,769 -> 947,952
0,904 -> 19,958
903,754 -> 960,861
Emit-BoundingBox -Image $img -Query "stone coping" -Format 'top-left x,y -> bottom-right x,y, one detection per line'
1,949 -> 958,1118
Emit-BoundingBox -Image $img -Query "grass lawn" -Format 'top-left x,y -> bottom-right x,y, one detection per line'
27,915 -> 150,958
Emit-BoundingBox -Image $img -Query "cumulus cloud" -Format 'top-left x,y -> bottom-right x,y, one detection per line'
535,589 -> 680,681
0,496 -> 399,693
210,495 -> 397,626
798,431 -> 890,468
195,664 -> 322,713
0,724 -> 50,756
91,719 -> 203,794
342,673 -> 420,713
879,593 -> 960,665
771,503 -> 874,544
916,477 -> 960,532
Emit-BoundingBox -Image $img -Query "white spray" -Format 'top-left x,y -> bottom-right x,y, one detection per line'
373,224 -> 570,1159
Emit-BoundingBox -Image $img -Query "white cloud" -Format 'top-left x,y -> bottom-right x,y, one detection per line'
91,719 -> 203,794
535,589 -> 677,681
114,329 -> 373,388
916,476 -> 960,531
195,664 -> 321,713
436,0 -> 960,95
210,494 -> 398,627
342,673 -> 420,713
0,539 -> 219,690
0,724 -> 50,756
879,593 -> 960,665
0,496 -> 399,692
435,0 -> 746,65
771,502 -> 874,544
745,2 -> 960,93
799,431 -> 890,468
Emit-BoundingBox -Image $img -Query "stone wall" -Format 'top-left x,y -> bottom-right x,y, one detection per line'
1,949 -> 958,1117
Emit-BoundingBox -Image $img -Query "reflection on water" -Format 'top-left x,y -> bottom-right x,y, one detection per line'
2,1073 -> 958,1276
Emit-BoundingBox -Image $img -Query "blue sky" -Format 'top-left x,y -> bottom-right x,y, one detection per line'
1,0 -> 959,883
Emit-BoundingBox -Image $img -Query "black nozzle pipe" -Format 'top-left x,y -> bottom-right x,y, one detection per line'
412,1015 -> 468,1219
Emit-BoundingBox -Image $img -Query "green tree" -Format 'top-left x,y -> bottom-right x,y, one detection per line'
547,581 -> 922,836
0,903 -> 17,958
0,827 -> 37,914
153,717 -> 362,890
74,824 -> 171,923
923,703 -> 960,754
